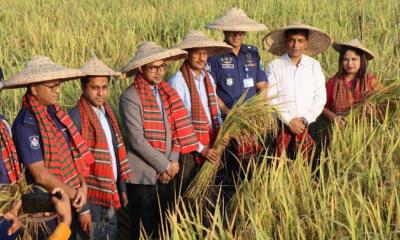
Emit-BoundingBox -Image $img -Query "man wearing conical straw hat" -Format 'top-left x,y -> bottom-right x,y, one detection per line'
0,75 -> 23,238
206,7 -> 268,115
263,21 -> 331,159
207,7 -> 268,168
120,42 -> 198,239
4,56 -> 95,239
69,55 -> 132,240
169,30 -> 231,191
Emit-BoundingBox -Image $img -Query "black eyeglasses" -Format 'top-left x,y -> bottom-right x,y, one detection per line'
41,82 -> 62,92
145,64 -> 167,73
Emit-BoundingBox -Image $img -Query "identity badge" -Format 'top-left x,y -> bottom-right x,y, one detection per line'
222,63 -> 234,69
243,78 -> 254,88
226,77 -> 233,86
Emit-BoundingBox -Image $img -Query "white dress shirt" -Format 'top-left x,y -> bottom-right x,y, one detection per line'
266,54 -> 326,124
169,69 -> 222,153
91,105 -> 118,179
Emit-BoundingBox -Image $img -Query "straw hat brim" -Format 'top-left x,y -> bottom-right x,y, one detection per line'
207,24 -> 267,32
123,48 -> 187,77
177,41 -> 233,57
332,42 -> 374,60
83,71 -> 122,77
262,24 -> 332,56
3,69 -> 85,89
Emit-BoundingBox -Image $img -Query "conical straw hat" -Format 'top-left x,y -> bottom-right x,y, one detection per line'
123,41 -> 187,76
332,39 -> 374,60
262,21 -> 332,56
174,30 -> 233,56
206,7 -> 267,32
3,56 -> 85,89
81,54 -> 121,77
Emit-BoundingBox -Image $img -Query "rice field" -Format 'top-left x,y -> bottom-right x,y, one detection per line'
0,0 -> 399,239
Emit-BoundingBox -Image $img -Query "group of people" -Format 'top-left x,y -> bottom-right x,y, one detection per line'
0,7 -> 383,240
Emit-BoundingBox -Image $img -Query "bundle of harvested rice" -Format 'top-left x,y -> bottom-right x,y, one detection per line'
185,90 -> 279,200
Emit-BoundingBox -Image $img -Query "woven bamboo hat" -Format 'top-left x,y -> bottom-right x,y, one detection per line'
206,7 -> 267,32
81,54 -> 121,77
3,56 -> 85,89
262,21 -> 331,56
174,30 -> 233,56
123,41 -> 187,76
332,39 -> 374,60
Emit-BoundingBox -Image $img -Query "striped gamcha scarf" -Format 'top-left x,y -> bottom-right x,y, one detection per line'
276,128 -> 315,160
22,93 -> 94,189
331,73 -> 379,115
180,62 -> 220,163
0,116 -> 21,184
77,95 -> 132,209
134,74 -> 198,154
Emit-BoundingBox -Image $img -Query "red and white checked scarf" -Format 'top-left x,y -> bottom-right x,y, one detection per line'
133,74 -> 198,154
77,96 -> 132,208
22,93 -> 94,188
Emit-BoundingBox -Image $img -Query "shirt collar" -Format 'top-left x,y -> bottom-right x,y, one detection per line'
189,69 -> 205,81
283,53 -> 307,67
91,105 -> 106,117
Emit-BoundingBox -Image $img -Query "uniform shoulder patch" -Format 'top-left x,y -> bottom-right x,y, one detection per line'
29,135 -> 40,149
259,60 -> 265,71
205,62 -> 211,73
246,44 -> 259,53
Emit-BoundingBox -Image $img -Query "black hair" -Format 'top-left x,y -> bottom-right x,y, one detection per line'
284,29 -> 309,40
80,76 -> 110,90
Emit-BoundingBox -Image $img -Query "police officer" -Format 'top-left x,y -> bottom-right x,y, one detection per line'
6,56 -> 94,240
206,7 -> 268,115
206,8 -> 269,204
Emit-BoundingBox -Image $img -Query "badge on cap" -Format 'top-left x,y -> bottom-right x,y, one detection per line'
226,77 -> 233,86
29,135 -> 40,149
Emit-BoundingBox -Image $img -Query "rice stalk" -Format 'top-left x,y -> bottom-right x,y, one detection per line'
185,90 -> 279,200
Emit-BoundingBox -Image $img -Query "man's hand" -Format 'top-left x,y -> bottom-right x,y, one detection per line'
121,192 -> 129,208
159,172 -> 172,184
72,187 -> 87,212
79,212 -> 92,238
1,200 -> 22,236
166,161 -> 179,178
52,188 -> 72,226
201,147 -> 220,164
365,103 -> 375,116
288,118 -> 306,135
334,115 -> 347,127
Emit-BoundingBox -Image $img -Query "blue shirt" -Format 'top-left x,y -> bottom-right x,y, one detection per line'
12,106 -> 72,184
0,115 -> 11,183
208,44 -> 268,109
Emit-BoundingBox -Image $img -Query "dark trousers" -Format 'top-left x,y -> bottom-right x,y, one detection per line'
176,153 -> 200,195
126,182 -> 174,240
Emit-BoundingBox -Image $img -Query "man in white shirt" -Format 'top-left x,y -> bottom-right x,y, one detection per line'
263,21 -> 331,158
169,30 -> 232,191
69,55 -> 132,240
